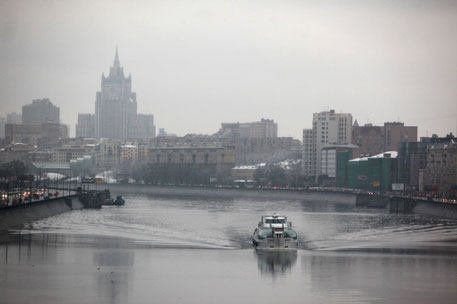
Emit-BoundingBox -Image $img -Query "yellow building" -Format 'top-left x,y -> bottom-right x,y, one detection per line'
147,145 -> 235,165
120,145 -> 139,164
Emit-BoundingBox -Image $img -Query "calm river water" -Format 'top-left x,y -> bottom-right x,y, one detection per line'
1,187 -> 457,304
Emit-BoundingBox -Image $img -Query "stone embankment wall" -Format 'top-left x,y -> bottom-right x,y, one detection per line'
413,201 -> 457,218
0,196 -> 84,230
355,193 -> 391,208
356,193 -> 457,219
104,184 -> 358,205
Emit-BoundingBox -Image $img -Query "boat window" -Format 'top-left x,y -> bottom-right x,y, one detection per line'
284,228 -> 297,239
265,218 -> 286,224
257,228 -> 273,239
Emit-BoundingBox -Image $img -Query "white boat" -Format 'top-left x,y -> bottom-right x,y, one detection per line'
252,214 -> 298,249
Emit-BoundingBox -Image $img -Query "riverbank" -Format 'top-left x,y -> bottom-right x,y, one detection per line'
0,196 -> 83,230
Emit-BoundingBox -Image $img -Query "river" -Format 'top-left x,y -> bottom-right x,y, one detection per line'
1,186 -> 457,303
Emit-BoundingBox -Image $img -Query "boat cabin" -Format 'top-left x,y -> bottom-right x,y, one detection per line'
258,215 -> 292,229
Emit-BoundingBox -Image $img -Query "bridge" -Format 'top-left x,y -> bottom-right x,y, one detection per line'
29,161 -> 71,176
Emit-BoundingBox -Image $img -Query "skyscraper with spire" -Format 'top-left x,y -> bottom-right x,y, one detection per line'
95,47 -> 138,139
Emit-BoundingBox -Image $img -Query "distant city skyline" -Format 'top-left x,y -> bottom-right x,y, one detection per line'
1,0 -> 456,139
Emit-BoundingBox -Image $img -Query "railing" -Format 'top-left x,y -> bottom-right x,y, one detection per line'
0,187 -> 79,210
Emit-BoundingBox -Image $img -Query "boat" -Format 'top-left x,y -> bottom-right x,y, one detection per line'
101,195 -> 125,206
114,195 -> 125,206
252,214 -> 298,249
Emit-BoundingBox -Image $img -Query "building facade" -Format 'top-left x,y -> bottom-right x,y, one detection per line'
219,118 -> 278,139
383,122 -> 417,151
76,114 -> 95,138
303,110 -> 352,178
52,145 -> 86,163
92,141 -> 121,168
6,113 -> 22,124
248,119 -> 278,138
0,117 -> 5,139
146,144 -> 236,184
4,124 -> 42,145
424,141 -> 457,193
4,123 -> 68,147
22,98 -> 60,124
338,151 -> 398,191
397,141 -> 428,188
120,145 -> 139,164
0,143 -> 35,164
129,114 -> 155,139
302,128 -> 316,176
320,144 -> 357,180
351,123 -> 384,158
147,145 -> 235,166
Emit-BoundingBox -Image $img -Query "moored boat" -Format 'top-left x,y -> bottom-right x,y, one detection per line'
252,214 -> 298,249
101,195 -> 125,206
114,195 -> 125,206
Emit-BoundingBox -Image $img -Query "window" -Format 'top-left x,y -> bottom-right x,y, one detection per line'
265,218 -> 285,224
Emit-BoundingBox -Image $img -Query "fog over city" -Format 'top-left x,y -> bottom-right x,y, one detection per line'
1,0 -> 456,138
3,2 -> 457,304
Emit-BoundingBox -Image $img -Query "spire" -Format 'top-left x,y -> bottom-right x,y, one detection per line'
114,45 -> 120,66
109,46 -> 124,78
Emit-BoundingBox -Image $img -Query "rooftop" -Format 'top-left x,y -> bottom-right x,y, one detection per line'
349,151 -> 398,162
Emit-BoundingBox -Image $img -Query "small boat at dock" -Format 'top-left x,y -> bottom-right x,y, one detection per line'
102,195 -> 125,206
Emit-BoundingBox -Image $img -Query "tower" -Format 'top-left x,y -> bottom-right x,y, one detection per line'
95,47 -> 137,139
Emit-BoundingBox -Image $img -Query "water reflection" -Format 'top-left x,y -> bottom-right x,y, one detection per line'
94,250 -> 133,304
0,233 -> 59,265
302,252 -> 457,304
254,249 -> 297,276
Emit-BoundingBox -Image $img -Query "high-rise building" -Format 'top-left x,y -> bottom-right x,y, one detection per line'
76,114 -> 95,138
303,110 -> 352,178
22,98 -> 60,124
302,128 -> 316,176
383,122 -> 417,151
0,117 -> 6,139
93,48 -> 155,140
6,113 -> 22,124
95,48 -> 137,139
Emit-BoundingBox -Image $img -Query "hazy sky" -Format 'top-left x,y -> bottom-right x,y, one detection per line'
1,0 -> 456,139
